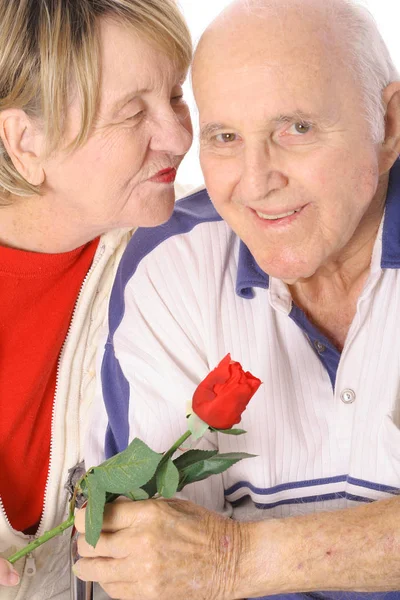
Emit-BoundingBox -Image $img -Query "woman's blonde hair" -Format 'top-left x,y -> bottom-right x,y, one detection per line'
0,0 -> 192,200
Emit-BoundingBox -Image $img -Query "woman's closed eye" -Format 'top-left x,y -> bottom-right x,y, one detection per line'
171,94 -> 184,104
126,110 -> 144,122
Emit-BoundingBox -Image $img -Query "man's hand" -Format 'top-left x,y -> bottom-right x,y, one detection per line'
74,498 -> 244,600
0,558 -> 19,586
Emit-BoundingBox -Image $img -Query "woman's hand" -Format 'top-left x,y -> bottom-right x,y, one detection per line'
74,498 -> 244,600
0,558 -> 19,586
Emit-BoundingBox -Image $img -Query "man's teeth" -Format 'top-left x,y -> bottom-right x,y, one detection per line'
256,209 -> 299,220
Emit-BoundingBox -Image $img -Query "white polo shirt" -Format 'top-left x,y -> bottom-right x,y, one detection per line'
87,161 -> 400,524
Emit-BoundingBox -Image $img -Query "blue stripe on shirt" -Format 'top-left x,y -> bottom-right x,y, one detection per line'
103,189 -> 222,458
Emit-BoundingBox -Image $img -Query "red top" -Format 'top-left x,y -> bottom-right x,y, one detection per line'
0,238 -> 99,532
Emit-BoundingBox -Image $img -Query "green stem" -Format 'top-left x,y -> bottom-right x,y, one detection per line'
163,430 -> 192,462
7,431 -> 193,565
8,514 -> 75,565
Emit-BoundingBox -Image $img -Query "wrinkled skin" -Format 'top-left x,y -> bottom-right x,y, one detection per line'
74,499 -> 245,600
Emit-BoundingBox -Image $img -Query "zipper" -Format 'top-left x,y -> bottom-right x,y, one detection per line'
24,540 -> 37,578
0,496 -> 15,532
36,241 -> 106,538
0,241 -> 106,576
0,503 -> 36,585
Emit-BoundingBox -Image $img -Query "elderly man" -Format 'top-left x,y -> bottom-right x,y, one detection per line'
78,0 -> 400,598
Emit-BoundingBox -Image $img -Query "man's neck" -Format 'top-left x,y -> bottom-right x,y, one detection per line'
289,263 -> 371,352
289,230 -> 377,305
288,181 -> 387,350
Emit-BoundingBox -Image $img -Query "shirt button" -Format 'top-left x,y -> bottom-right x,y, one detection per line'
314,340 -> 326,354
340,389 -> 356,404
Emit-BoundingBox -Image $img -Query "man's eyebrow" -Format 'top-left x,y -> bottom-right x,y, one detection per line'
273,110 -> 340,129
275,110 -> 341,127
200,111 -> 331,141
199,123 -> 226,141
273,111 -> 317,124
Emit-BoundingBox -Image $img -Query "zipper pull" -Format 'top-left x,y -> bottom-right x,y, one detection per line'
25,552 -> 37,577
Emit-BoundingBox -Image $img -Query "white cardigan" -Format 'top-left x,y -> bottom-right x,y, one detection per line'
0,228 -> 131,600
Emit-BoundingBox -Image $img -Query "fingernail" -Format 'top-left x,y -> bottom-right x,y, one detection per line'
72,563 -> 80,577
7,567 -> 20,586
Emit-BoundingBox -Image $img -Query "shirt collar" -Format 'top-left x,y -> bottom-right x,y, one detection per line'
236,241 -> 269,298
236,158 -> 400,298
381,157 -> 400,268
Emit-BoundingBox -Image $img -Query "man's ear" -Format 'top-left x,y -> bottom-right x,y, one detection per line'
379,82 -> 400,175
0,109 -> 45,186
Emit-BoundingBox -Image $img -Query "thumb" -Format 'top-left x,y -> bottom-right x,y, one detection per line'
0,559 -> 20,587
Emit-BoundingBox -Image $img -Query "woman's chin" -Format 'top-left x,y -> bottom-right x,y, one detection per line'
121,194 -> 176,229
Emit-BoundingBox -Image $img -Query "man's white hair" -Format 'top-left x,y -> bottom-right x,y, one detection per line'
242,0 -> 399,143
336,0 -> 399,143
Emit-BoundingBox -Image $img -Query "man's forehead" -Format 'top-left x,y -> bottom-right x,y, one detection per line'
193,0 -> 341,77
193,56 -> 341,132
193,51 -> 337,108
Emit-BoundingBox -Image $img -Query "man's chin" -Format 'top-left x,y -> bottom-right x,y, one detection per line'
257,259 -> 316,284
281,276 -> 301,285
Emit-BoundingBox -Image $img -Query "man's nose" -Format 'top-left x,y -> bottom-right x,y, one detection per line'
150,110 -> 193,157
239,144 -> 288,203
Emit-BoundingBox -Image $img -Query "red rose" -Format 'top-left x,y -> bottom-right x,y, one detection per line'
192,354 -> 261,429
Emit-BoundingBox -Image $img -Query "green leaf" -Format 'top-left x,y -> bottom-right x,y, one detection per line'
91,438 -> 162,494
103,492 -> 122,506
211,427 -> 247,436
79,477 -> 88,496
145,450 -> 219,499
141,474 -> 158,499
177,452 -> 256,491
84,474 -> 106,548
122,488 -> 149,501
173,449 -> 218,471
156,458 -> 180,498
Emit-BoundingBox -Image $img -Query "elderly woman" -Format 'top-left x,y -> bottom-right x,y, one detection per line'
0,0 -> 192,598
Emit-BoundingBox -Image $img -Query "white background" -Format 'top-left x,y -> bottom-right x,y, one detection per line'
176,0 -> 400,191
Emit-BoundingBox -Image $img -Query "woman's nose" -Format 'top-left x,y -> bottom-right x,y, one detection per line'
150,109 -> 193,157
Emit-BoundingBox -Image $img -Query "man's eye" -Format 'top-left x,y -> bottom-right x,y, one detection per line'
289,122 -> 312,135
215,133 -> 238,143
171,95 -> 184,103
